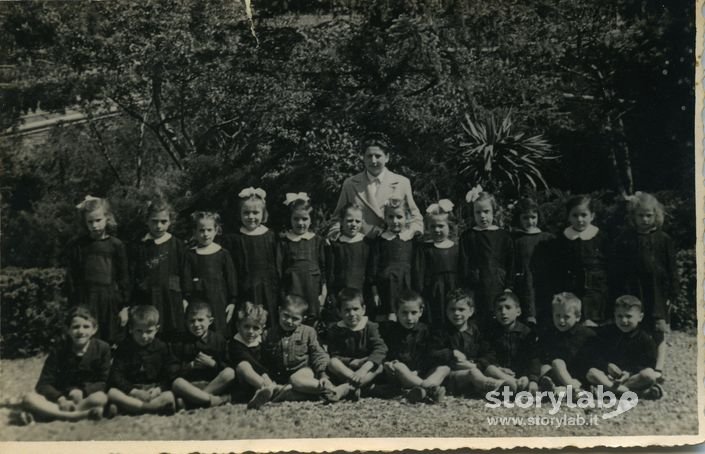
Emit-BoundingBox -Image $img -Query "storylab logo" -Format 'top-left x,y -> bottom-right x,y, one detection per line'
485,385 -> 638,420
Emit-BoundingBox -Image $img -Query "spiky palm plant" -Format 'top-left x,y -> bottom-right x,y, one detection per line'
459,111 -> 556,195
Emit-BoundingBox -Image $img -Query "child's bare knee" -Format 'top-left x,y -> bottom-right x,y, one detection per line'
220,367 -> 236,382
551,359 -> 567,369
436,365 -> 451,375
585,368 -> 600,383
87,391 -> 108,406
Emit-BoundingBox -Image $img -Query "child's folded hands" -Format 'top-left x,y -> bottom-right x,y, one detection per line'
193,352 -> 217,368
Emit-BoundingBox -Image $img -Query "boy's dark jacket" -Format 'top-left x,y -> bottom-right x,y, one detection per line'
429,320 -> 495,370
108,336 -> 180,392
589,324 -> 657,372
36,338 -> 111,401
170,331 -> 228,381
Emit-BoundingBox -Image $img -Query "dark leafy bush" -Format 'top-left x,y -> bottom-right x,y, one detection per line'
672,249 -> 697,330
0,267 -> 69,358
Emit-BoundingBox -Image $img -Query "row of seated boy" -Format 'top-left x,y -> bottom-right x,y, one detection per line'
21,287 -> 664,423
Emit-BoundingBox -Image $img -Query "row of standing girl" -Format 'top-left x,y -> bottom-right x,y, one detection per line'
66,188 -> 677,367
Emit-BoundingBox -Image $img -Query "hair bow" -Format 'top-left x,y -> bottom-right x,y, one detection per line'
426,199 -> 455,214
624,191 -> 643,204
465,185 -> 483,203
76,195 -> 100,210
239,187 -> 267,200
284,192 -> 310,206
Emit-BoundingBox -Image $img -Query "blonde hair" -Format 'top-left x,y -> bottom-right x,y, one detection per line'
551,292 -> 581,317
237,301 -> 268,326
76,197 -> 117,233
614,294 -> 644,312
627,192 -> 665,229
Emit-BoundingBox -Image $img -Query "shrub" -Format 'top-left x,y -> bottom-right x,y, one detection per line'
672,249 -> 697,330
0,267 -> 69,358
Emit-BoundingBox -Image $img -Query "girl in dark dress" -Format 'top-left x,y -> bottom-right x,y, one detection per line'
613,192 -> 677,376
225,187 -> 279,327
416,199 -> 459,329
511,198 -> 554,326
130,197 -> 186,341
276,193 -> 327,324
371,198 -> 418,321
66,196 -> 129,344
551,195 -> 609,326
21,306 -> 110,424
183,212 -> 237,337
459,187 -> 514,328
326,202 -> 373,314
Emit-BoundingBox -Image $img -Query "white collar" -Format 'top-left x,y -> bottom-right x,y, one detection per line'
142,232 -> 172,245
339,232 -> 364,243
284,231 -> 315,241
240,225 -> 269,236
366,168 -> 387,184
433,239 -> 455,249
473,225 -> 499,231
336,316 -> 368,332
515,227 -> 542,235
193,242 -> 222,255
380,231 -> 410,241
234,332 -> 262,348
563,225 -> 599,240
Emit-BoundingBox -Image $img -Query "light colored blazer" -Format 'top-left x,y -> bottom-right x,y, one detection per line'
332,170 -> 424,238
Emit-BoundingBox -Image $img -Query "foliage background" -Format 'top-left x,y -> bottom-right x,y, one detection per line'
0,0 -> 696,355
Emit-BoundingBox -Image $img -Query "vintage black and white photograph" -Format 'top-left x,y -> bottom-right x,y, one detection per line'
0,0 -> 701,450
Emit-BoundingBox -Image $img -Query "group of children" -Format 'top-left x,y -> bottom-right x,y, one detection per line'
19,186 -> 676,423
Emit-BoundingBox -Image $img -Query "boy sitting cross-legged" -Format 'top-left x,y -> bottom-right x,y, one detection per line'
107,305 -> 180,415
325,288 -> 388,400
430,289 -> 510,398
170,301 -> 235,409
379,290 -> 449,404
537,292 -> 597,396
227,302 -> 284,409
484,291 -> 541,393
261,294 -> 349,403
586,295 -> 664,399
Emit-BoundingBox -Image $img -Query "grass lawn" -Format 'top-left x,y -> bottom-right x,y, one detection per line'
0,331 -> 698,441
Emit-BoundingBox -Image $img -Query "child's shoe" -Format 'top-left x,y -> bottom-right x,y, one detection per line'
641,384 -> 665,400
322,383 -> 352,403
16,411 -> 35,426
348,387 -> 362,402
406,386 -> 426,404
247,386 -> 274,410
105,403 -> 119,419
516,376 -> 530,392
88,407 -> 103,421
365,383 -> 401,399
427,386 -> 446,404
539,375 -> 556,392
481,378 -> 508,394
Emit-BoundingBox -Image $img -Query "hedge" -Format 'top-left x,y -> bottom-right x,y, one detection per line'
0,267 -> 68,358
